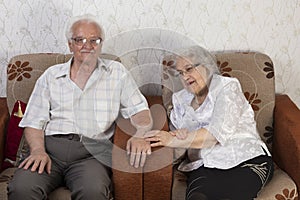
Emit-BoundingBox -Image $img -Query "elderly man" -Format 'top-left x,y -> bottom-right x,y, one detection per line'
8,14 -> 152,200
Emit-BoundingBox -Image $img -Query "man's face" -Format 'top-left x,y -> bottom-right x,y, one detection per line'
68,21 -> 103,65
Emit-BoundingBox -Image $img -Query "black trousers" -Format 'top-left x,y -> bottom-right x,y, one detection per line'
185,155 -> 274,200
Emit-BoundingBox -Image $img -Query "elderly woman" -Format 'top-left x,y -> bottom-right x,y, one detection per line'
146,46 -> 273,200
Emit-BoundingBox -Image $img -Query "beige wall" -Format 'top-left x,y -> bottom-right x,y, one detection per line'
0,0 -> 299,107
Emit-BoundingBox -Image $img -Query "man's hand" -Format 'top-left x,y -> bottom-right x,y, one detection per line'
19,127 -> 51,174
18,148 -> 52,174
126,137 -> 151,168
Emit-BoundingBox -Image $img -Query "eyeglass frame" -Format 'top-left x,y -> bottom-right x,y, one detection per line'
70,37 -> 103,47
171,63 -> 201,77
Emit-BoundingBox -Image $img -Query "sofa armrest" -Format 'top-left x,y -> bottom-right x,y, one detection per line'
273,94 -> 300,191
0,98 -> 9,170
112,96 -> 173,200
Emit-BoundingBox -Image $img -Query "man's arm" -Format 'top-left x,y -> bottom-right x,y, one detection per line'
18,127 -> 51,174
126,109 -> 153,168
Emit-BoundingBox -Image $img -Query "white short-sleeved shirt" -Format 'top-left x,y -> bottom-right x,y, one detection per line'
19,57 -> 149,140
170,74 -> 270,171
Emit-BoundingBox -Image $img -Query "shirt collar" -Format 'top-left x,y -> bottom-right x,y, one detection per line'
55,57 -> 108,79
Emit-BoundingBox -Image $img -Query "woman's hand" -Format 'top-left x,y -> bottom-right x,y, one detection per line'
170,128 -> 189,140
145,130 -> 188,148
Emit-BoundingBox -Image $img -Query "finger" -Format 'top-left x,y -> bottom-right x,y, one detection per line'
145,137 -> 157,142
134,151 -> 141,168
38,159 -> 46,174
18,158 -> 28,168
23,158 -> 34,170
169,131 -> 176,136
126,141 -> 131,155
177,133 -> 184,140
146,148 -> 151,155
140,151 -> 147,167
31,160 -> 41,172
130,149 -> 136,166
46,160 -> 52,174
150,141 -> 163,147
145,130 -> 160,137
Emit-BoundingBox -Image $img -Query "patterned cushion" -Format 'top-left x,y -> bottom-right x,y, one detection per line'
1,101 -> 26,170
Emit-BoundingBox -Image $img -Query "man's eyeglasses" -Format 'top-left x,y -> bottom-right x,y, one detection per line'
71,37 -> 103,46
172,63 -> 201,77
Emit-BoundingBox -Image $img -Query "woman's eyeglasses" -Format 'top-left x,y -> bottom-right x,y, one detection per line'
171,63 -> 201,77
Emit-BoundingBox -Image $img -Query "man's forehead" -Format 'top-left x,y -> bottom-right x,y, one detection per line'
72,21 -> 102,35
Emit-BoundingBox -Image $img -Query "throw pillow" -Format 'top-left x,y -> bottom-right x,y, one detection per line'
1,100 -> 26,170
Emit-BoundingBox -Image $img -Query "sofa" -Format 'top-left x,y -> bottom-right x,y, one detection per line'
0,51 -> 299,200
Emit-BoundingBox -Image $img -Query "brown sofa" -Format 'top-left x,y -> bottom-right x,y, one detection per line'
0,52 -> 300,200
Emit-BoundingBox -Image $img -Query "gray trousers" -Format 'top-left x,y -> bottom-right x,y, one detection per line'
8,135 -> 112,200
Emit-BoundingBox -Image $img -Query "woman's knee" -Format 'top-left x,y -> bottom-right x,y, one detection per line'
187,191 -> 208,200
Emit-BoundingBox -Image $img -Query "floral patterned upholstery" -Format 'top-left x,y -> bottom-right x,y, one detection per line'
0,52 -> 299,200
161,52 -> 299,200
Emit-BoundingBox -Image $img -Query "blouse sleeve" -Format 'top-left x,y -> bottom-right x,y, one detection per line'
207,78 -> 249,145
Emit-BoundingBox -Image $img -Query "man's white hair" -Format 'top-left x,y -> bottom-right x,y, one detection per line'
65,14 -> 105,41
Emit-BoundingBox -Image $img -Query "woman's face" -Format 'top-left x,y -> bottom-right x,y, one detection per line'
176,57 -> 208,95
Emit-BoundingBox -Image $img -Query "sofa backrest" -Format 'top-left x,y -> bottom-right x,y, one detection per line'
6,53 -> 120,115
161,52 -> 275,150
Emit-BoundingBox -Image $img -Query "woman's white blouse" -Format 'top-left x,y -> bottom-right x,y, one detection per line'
170,74 -> 270,171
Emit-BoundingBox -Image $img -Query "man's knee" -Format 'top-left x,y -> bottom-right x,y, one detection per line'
8,179 -> 47,200
72,183 -> 110,200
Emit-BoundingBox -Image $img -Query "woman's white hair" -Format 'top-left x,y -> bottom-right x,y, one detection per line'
175,45 -> 220,84
65,14 -> 105,41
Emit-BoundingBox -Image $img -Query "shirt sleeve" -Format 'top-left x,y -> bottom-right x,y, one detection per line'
207,78 -> 248,145
119,70 -> 149,118
19,72 -> 50,130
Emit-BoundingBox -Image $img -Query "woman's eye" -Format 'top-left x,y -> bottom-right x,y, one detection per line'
186,67 -> 193,72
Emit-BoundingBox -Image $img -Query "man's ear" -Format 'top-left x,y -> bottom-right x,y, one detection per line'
68,40 -> 73,52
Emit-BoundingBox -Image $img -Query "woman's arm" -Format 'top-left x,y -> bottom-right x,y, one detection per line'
146,128 -> 217,149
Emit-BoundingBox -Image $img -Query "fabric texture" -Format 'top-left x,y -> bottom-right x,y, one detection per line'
1,101 -> 26,171
171,75 -> 269,170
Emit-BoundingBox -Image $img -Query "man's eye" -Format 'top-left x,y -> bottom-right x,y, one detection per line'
75,38 -> 84,42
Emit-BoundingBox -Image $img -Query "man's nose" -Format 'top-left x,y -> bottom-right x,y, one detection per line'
82,40 -> 94,48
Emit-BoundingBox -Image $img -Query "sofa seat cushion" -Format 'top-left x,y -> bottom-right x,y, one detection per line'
171,165 -> 298,200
